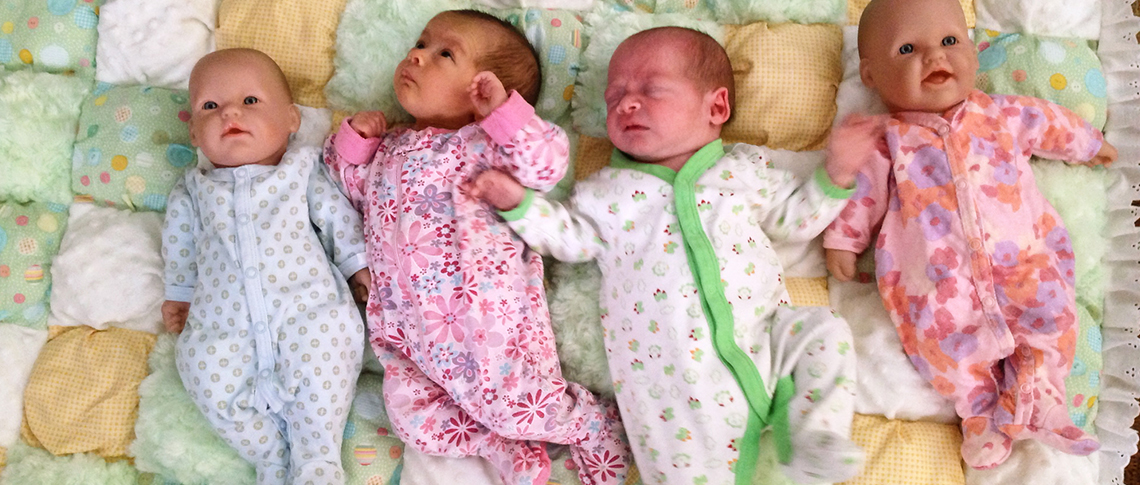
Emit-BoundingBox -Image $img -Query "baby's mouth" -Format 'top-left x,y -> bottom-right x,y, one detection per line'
924,70 -> 953,84
223,127 -> 247,137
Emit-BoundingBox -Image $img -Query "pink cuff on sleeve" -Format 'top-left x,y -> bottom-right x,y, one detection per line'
480,91 -> 536,145
333,118 -> 382,166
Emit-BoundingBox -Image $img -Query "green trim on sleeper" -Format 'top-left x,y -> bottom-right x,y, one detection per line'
629,139 -> 771,484
771,375 -> 796,465
813,166 -> 856,199
498,188 -> 535,222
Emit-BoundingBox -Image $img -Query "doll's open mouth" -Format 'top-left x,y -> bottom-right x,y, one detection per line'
924,70 -> 953,84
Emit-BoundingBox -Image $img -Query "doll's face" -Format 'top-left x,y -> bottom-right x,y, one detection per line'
604,35 -> 729,171
857,0 -> 978,114
188,50 -> 300,167
394,13 -> 488,130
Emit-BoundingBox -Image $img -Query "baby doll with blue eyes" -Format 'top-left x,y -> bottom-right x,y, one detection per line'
162,48 -> 371,483
822,0 -> 1118,469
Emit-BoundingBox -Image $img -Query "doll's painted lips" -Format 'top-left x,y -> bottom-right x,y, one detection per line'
924,70 -> 952,84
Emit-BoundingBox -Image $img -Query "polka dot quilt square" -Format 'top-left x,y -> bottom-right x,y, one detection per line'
0,201 -> 68,330
70,82 -> 196,212
975,29 -> 1108,129
0,0 -> 104,76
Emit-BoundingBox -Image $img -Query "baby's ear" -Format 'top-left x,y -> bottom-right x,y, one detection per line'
288,104 -> 301,133
858,58 -> 876,89
709,86 -> 731,126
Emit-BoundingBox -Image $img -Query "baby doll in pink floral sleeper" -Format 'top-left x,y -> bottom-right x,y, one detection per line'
822,0 -> 1118,470
322,9 -> 630,485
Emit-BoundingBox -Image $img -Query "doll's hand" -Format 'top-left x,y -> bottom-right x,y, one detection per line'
469,71 -> 509,120
826,249 -> 859,282
349,111 -> 388,139
1088,140 -> 1117,167
825,114 -> 886,188
162,300 -> 191,334
466,169 -> 526,211
349,269 -> 371,304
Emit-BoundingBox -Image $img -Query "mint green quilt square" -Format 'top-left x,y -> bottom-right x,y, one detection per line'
71,82 -> 196,212
0,0 -> 105,77
975,30 -> 1107,130
0,201 -> 68,330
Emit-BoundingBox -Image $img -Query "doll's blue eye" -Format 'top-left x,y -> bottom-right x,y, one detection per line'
898,44 -> 914,54
243,96 -> 259,105
942,36 -> 958,46
202,101 -> 217,110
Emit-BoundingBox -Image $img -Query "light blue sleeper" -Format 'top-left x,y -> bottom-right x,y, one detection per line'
163,146 -> 368,484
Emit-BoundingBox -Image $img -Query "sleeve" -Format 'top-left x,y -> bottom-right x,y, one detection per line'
822,141 -> 892,254
308,160 -> 369,279
1003,95 -> 1105,163
500,187 -> 608,263
751,150 -> 855,243
478,90 -> 569,192
322,119 -> 380,210
162,177 -> 199,302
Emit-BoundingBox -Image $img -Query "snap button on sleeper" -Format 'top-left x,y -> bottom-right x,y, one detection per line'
245,267 -> 258,279
937,125 -> 949,136
260,369 -> 271,378
238,214 -> 250,224
1020,383 -> 1031,393
969,239 -> 982,251
255,321 -> 267,333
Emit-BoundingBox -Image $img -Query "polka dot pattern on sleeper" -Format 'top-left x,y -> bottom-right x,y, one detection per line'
164,146 -> 368,482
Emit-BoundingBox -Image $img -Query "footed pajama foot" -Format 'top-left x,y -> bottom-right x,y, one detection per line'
1000,404 -> 1099,457
480,435 -> 551,485
961,416 -> 1013,469
781,430 -> 864,484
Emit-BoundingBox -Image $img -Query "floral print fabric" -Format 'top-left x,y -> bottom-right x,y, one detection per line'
823,90 -> 1104,467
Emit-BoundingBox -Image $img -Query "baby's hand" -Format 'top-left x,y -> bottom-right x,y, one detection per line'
162,300 -> 191,334
466,169 -> 526,211
825,249 -> 859,282
825,114 -> 886,188
349,111 -> 388,139
349,269 -> 371,304
1088,140 -> 1117,167
469,71 -> 509,119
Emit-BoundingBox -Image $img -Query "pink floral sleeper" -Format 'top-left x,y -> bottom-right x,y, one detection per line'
822,90 -> 1104,468
322,92 -> 629,485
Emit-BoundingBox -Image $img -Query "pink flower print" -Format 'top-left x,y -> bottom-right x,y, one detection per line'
420,415 -> 438,434
1020,106 -> 1045,130
443,413 -> 480,447
907,147 -> 952,189
392,221 -> 443,270
469,313 -> 505,347
482,388 -> 499,405
917,203 -> 953,241
455,273 -> 479,305
412,386 -> 449,412
513,388 -> 555,428
502,372 -> 520,392
582,449 -> 626,483
436,222 -> 457,240
423,294 -> 468,343
378,198 -> 400,227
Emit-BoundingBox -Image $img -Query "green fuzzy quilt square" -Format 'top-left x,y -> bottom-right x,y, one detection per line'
0,70 -> 89,204
71,83 -> 196,212
0,201 -> 68,330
